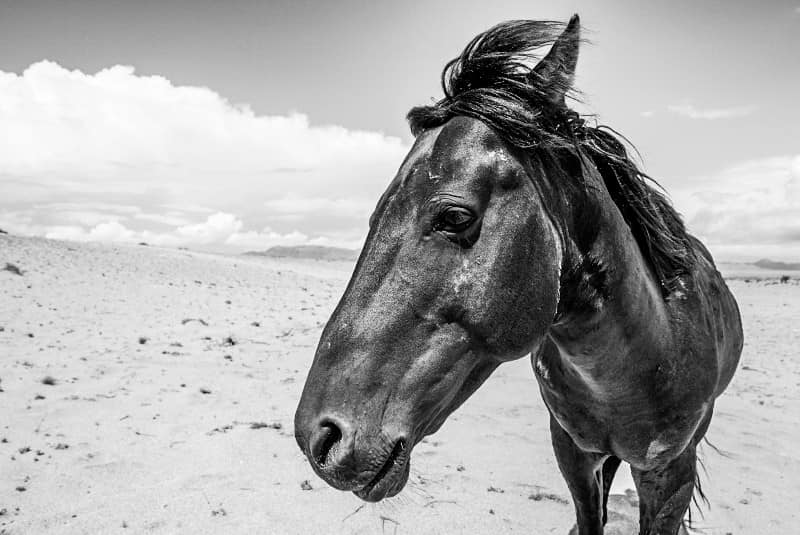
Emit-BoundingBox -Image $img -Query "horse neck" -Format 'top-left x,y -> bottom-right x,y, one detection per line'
545,156 -> 672,375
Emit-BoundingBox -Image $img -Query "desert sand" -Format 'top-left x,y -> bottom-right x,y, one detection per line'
1,234 -> 798,534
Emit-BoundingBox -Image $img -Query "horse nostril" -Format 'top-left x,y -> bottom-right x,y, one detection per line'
311,420 -> 343,468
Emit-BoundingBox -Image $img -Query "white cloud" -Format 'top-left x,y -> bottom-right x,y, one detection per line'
667,102 -> 755,120
35,211 -> 350,250
46,220 -> 137,243
0,61 -> 409,249
2,61 -> 794,261
671,155 -> 800,261
175,212 -> 242,244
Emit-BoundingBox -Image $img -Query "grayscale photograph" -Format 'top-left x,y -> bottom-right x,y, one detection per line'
1,1 -> 798,534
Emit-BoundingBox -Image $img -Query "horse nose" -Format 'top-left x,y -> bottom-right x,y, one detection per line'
307,417 -> 356,478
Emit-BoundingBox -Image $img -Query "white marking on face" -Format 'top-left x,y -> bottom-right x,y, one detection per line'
645,438 -> 670,461
453,258 -> 470,294
427,170 -> 442,184
397,127 -> 441,187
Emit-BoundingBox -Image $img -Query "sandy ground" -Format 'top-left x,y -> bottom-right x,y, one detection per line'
1,234 -> 798,534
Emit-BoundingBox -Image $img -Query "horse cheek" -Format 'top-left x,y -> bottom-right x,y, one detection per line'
467,232 -> 559,360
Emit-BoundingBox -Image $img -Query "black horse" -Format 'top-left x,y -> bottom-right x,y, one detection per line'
295,15 -> 743,535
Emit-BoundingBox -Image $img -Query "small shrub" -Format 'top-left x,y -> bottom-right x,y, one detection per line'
250,421 -> 282,430
181,318 -> 208,326
2,263 -> 22,276
528,491 -> 569,504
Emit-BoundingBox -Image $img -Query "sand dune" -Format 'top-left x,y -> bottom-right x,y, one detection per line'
1,234 -> 797,534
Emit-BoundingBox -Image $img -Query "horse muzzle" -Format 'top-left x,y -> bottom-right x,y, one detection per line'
294,413 -> 413,502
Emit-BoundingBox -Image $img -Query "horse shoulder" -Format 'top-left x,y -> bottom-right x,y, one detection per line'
666,235 -> 743,398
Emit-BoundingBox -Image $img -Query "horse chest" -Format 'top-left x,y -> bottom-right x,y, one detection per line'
534,353 -> 708,468
536,375 -> 614,452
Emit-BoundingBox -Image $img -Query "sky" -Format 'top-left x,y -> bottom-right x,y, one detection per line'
0,0 -> 798,260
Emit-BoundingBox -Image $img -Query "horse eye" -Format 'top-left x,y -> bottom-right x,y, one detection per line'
434,207 -> 475,233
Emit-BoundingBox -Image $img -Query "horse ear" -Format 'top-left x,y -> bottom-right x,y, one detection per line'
529,14 -> 581,106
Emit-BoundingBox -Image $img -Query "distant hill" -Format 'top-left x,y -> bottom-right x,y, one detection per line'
754,259 -> 800,271
243,245 -> 359,262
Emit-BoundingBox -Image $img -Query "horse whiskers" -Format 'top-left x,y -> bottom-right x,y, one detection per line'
372,499 -> 401,515
341,503 -> 366,522
403,480 -> 433,502
406,466 -> 436,499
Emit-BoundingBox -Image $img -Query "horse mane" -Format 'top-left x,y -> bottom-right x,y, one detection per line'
407,20 -> 695,295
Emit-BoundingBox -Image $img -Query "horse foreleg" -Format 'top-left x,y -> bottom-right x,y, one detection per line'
631,405 -> 713,535
549,415 -> 607,535
601,455 -> 622,525
630,445 -> 696,535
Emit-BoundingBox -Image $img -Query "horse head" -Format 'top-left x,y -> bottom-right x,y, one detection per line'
294,16 -> 581,502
